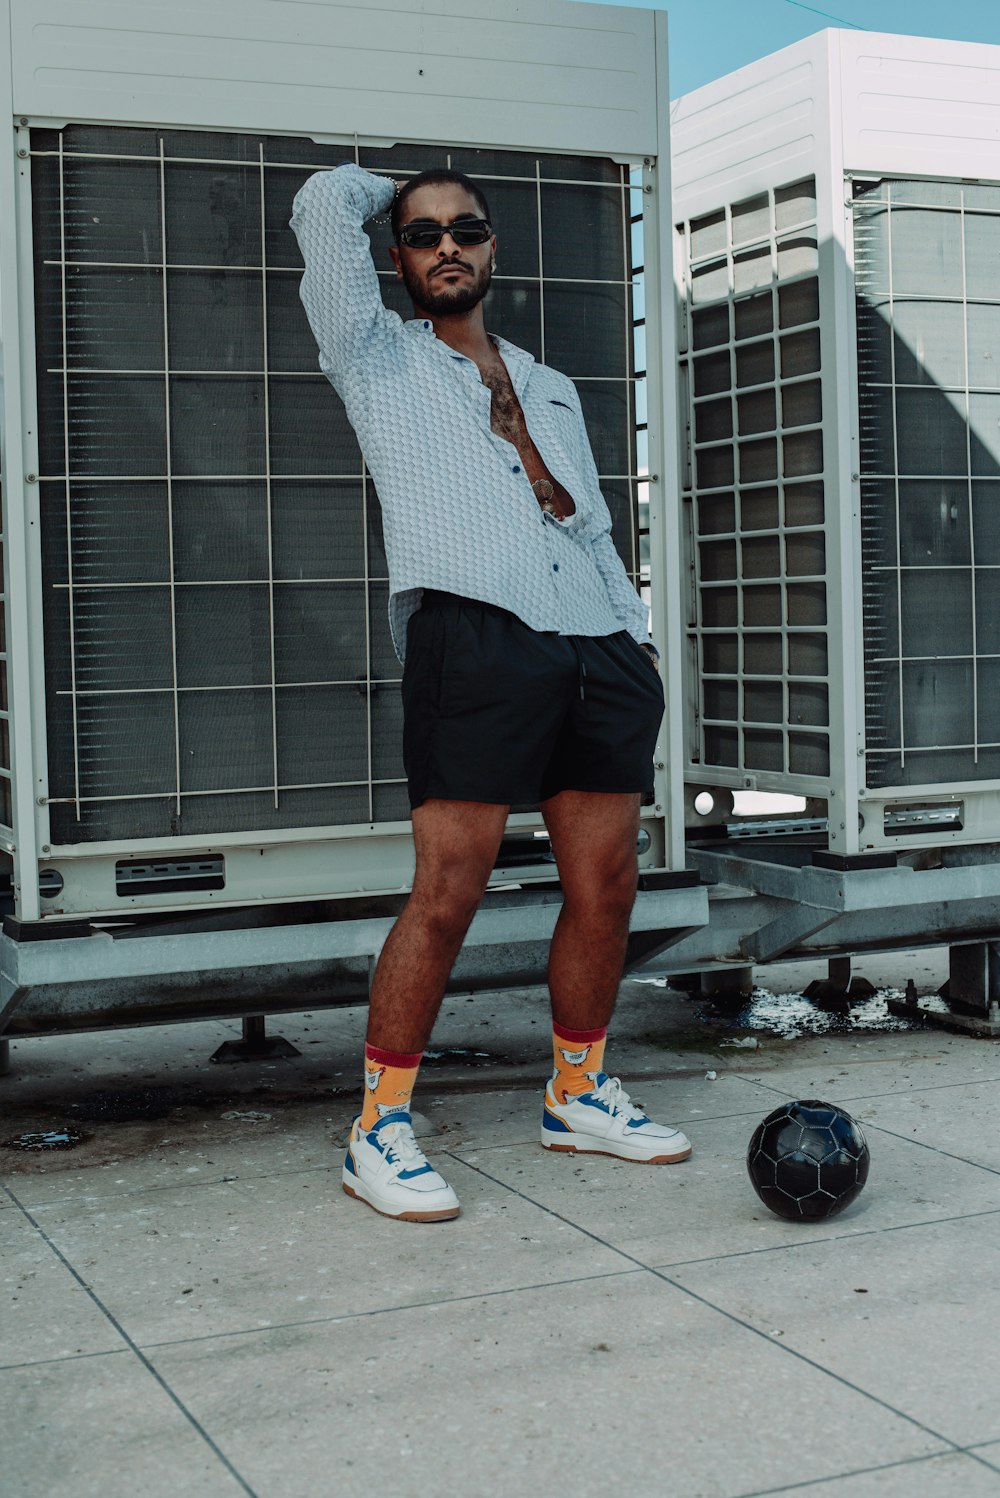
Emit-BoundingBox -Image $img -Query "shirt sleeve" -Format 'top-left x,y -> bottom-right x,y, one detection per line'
590,529 -> 654,648
289,164 -> 397,385
560,380 -> 654,648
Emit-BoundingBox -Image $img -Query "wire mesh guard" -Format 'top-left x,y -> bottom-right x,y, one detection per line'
855,178 -> 1000,790
678,177 -> 829,783
30,126 -> 644,845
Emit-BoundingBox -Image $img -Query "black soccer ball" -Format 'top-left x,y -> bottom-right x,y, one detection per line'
747,1099 -> 870,1221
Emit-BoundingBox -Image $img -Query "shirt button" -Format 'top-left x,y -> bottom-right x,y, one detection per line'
552,563 -> 560,572
512,464 -> 521,474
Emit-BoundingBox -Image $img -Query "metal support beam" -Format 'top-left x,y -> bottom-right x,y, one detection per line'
0,884 -> 710,1041
624,924 -> 709,970
740,904 -> 838,965
802,956 -> 876,1005
827,956 -> 852,991
943,943 -> 1000,1016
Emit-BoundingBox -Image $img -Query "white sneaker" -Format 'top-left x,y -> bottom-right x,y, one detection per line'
541,1072 -> 692,1163
343,1113 -> 460,1222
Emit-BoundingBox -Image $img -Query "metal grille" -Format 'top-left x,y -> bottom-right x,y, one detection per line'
30,126 -> 641,845
855,177 -> 1000,790
628,168 -> 652,608
678,177 -> 830,784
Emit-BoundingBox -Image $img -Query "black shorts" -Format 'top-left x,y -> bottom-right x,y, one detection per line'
402,592 -> 664,809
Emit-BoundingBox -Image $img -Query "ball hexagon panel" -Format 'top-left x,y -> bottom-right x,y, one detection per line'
747,1099 -> 870,1221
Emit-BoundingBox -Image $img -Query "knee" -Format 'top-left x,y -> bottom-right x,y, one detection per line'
410,862 -> 486,945
563,861 -> 637,929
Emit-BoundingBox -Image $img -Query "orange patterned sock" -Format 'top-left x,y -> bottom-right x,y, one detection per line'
551,1023 -> 608,1104
360,1043 -> 422,1131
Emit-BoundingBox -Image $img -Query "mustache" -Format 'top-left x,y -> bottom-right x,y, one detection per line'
430,260 -> 476,277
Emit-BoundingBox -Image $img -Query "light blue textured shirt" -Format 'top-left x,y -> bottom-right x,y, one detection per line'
290,164 -> 651,662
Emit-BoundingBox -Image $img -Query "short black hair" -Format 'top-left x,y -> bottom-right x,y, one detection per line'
391,169 -> 492,242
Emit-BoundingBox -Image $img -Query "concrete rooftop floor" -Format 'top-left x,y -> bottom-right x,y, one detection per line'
4,946 -> 1000,1498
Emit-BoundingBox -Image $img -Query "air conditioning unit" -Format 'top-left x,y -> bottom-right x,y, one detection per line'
673,28 -> 1000,854
0,0 -> 685,927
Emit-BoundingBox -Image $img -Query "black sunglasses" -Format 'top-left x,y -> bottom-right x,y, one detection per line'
397,217 -> 493,249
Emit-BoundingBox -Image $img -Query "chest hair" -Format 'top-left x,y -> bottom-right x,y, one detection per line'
481,361 -> 529,448
475,348 -> 576,519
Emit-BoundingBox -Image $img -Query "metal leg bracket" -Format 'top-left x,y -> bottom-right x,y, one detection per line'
210,1015 -> 302,1064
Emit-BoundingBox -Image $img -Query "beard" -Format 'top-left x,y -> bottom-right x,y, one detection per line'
402,258 -> 492,316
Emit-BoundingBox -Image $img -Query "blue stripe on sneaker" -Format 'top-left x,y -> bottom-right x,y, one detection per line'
344,1150 -> 358,1176
626,1118 -> 653,1129
398,1164 -> 434,1179
370,1111 -> 412,1134
542,1109 -> 573,1134
577,1093 -> 612,1115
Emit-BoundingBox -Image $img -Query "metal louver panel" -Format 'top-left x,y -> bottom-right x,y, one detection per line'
855,178 -> 1000,789
679,176 -> 830,783
31,127 -> 640,845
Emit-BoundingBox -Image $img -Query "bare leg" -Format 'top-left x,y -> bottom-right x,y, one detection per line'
541,790 -> 641,1032
366,798 -> 509,1053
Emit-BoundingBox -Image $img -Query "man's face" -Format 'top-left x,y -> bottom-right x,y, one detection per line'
389,182 -> 496,317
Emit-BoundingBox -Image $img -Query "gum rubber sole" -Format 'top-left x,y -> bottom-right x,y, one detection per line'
342,1180 -> 460,1222
542,1138 -> 692,1164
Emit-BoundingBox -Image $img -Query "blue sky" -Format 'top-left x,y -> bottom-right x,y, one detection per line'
580,0 -> 1000,95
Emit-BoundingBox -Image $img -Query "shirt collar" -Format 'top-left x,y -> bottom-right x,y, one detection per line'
490,335 -> 535,398
404,320 -> 536,397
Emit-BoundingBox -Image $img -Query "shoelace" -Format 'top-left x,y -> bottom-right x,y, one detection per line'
591,1075 -> 648,1123
378,1120 -> 429,1173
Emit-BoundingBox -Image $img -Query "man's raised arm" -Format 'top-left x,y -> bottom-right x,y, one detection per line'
290,163 -> 397,386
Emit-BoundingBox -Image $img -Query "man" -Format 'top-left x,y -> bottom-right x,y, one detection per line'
291,162 -> 691,1223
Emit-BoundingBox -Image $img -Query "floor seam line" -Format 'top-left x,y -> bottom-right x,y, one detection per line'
3,1167 -> 335,1212
137,1265 -> 646,1351
860,1122 -> 1000,1178
453,1155 -> 971,1457
742,1079 -> 1000,1177
0,1346 -> 132,1374
646,1202 -> 1000,1269
741,1070 -> 1000,1109
4,1185 -> 261,1498
723,1444 -> 978,1498
837,1076 -> 1000,1102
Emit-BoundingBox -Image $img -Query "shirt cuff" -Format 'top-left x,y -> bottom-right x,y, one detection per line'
334,162 -> 396,220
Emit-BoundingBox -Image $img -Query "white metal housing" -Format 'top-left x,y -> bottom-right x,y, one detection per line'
0,0 -> 683,922
672,29 -> 1000,854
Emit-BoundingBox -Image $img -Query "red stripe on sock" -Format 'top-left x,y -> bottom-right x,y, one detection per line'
552,1022 -> 608,1046
365,1042 -> 423,1068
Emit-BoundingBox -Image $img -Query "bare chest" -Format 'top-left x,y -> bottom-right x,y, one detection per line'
476,353 -> 576,519
480,359 -> 529,448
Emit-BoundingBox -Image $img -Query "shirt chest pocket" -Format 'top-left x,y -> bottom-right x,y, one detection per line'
534,397 -> 594,519
535,397 -> 581,458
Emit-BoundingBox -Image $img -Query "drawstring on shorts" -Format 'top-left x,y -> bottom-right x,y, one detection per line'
570,638 -> 587,700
